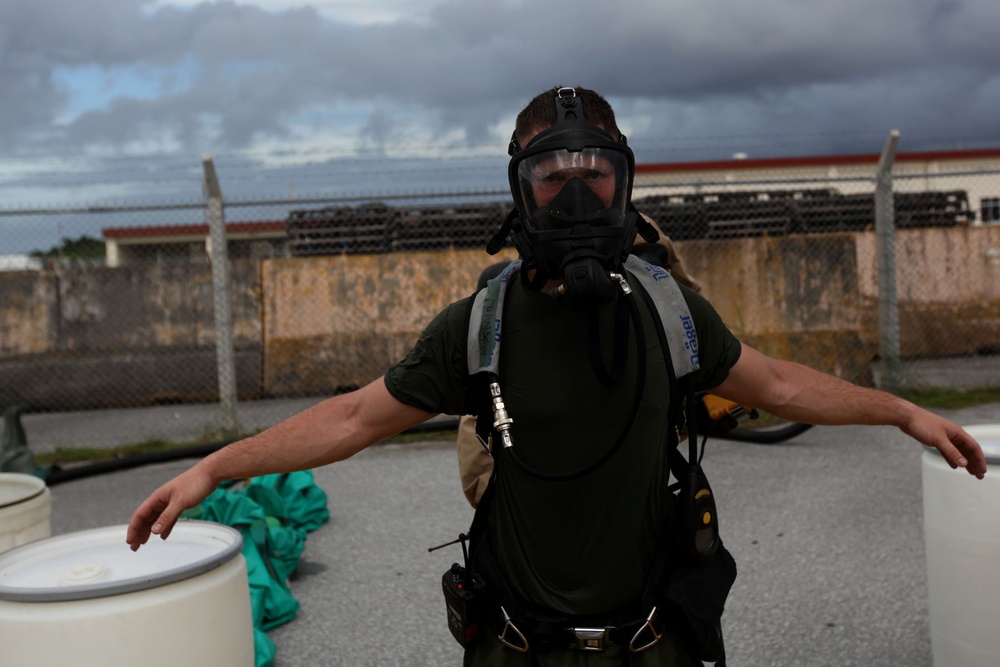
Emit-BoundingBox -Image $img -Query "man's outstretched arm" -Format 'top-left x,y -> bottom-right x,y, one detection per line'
711,343 -> 987,479
126,377 -> 435,550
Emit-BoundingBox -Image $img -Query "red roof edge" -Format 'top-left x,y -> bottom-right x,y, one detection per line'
635,147 -> 1000,175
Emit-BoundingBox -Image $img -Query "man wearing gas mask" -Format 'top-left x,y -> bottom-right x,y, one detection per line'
127,87 -> 987,667
500,86 -> 654,308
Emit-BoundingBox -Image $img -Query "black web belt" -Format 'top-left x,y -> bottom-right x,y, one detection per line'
495,603 -> 664,654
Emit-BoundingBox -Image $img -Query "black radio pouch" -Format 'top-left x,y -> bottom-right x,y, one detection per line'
442,562 -> 488,648
439,477 -> 511,650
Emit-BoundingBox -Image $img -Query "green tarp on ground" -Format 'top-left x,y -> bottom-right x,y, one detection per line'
183,471 -> 330,667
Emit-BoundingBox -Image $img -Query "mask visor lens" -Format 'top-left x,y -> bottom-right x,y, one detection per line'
514,147 -> 631,231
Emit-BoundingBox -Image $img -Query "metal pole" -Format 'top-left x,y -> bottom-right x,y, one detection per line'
875,130 -> 901,393
203,155 -> 239,436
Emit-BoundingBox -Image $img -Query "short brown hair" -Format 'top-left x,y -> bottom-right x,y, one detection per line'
513,86 -> 621,149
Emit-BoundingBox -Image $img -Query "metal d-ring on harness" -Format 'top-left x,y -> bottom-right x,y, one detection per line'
630,606 -> 663,653
497,605 -> 529,652
490,272 -> 648,483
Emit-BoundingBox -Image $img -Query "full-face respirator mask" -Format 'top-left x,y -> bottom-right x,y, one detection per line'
495,88 -> 641,307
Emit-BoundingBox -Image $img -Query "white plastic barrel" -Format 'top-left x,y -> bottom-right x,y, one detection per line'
0,472 -> 51,553
0,520 -> 254,667
923,424 -> 1000,667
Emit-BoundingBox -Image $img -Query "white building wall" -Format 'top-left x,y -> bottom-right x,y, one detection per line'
634,153 -> 1000,225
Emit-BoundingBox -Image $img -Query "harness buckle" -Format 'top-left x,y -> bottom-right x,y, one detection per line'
571,627 -> 610,651
629,606 -> 662,653
497,606 -> 529,652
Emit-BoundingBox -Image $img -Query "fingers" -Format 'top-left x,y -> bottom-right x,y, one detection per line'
953,432 -> 988,479
126,489 -> 169,551
903,413 -> 988,480
935,427 -> 987,480
125,483 -> 188,551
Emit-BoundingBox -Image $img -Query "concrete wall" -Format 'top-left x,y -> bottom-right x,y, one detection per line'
679,226 -> 1000,383
679,233 -> 874,383
858,227 -> 1000,357
260,249 -> 518,396
1,227 -> 998,411
0,261 -> 263,410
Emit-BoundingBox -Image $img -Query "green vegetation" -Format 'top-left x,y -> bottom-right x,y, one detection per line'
30,235 -> 105,261
35,438 -> 210,466
900,386 -> 1000,410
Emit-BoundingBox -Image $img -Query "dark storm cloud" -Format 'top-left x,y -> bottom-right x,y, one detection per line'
1,0 -> 998,159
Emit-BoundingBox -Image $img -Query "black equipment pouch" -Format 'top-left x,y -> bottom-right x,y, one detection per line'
647,381 -> 736,663
647,540 -> 737,663
678,460 -> 720,561
645,462 -> 735,662
442,562 -> 488,648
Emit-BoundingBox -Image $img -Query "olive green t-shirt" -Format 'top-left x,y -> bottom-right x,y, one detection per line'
385,269 -> 741,617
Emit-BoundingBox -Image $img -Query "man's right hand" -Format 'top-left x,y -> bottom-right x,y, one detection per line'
126,465 -> 219,551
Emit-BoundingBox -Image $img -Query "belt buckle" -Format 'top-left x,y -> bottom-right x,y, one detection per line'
571,627 -> 610,652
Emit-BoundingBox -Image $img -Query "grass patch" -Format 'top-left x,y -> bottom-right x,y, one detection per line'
35,437 -> 236,467
899,386 -> 1000,410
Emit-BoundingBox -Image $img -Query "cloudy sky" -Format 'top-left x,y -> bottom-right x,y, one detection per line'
1,0 -> 999,250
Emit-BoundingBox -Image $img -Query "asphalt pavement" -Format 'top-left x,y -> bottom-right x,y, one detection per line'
14,400 -> 1000,666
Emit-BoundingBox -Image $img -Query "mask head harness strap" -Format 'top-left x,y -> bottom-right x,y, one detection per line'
508,87 -> 629,156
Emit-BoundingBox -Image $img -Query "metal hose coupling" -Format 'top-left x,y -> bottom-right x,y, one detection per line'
489,382 -> 514,448
609,272 -> 632,295
551,271 -> 632,298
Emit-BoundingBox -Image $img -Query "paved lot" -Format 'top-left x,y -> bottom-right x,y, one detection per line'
17,400 -> 1000,666
22,397 -> 329,454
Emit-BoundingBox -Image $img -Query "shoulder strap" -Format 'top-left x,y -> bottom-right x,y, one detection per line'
623,254 -> 700,380
466,256 -> 699,382
465,260 -> 520,447
467,260 -> 521,377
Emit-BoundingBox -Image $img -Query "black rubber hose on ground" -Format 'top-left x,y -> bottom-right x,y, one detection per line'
714,421 -> 814,444
44,418 -> 462,486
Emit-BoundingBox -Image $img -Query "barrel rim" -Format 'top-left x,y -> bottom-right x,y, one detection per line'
0,520 -> 243,602
923,423 -> 1000,465
0,473 -> 47,510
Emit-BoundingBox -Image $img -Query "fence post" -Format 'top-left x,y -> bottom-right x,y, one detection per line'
203,155 -> 239,436
875,130 -> 901,393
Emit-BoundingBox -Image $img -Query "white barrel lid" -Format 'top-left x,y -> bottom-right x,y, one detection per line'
964,424 -> 1000,464
0,473 -> 47,509
0,520 -> 242,602
925,423 -> 1000,465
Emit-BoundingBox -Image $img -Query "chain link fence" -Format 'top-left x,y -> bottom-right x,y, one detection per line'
1,155 -> 998,416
